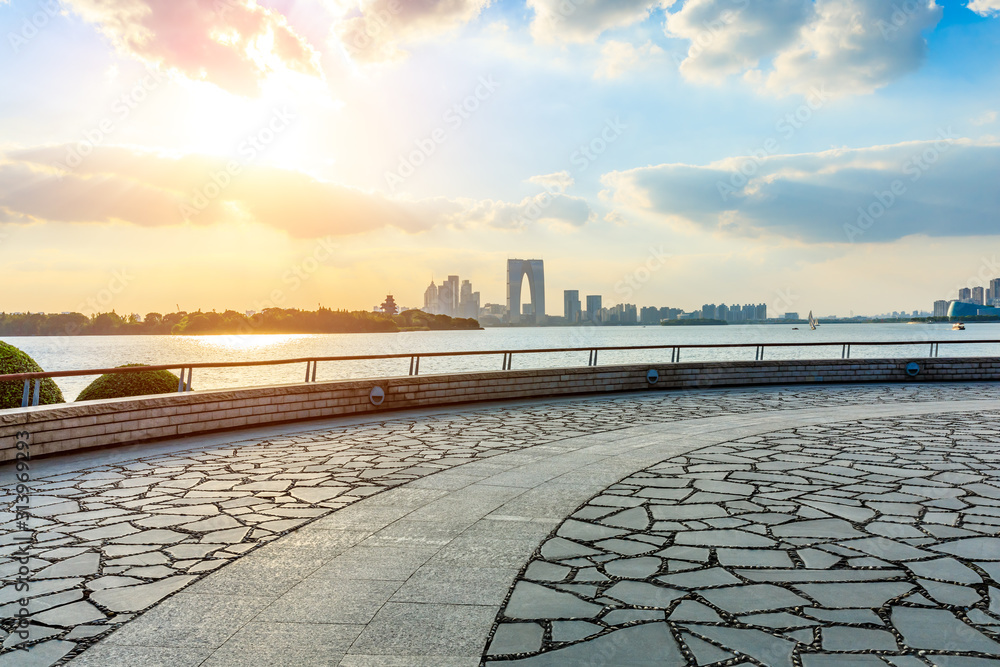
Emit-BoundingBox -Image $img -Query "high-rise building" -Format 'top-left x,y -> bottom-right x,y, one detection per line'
755,303 -> 767,320
640,306 -> 660,324
973,286 -> 985,305
716,304 -> 729,322
423,281 -> 439,314
701,304 -> 717,320
446,275 -> 460,313
959,287 -> 973,303
933,300 -> 950,317
990,279 -> 1000,306
506,259 -> 545,325
438,280 -> 455,316
586,295 -> 602,324
459,280 -> 480,319
563,290 -> 581,323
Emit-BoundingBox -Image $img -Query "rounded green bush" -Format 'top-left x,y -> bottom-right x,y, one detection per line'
76,364 -> 180,402
0,341 -> 65,408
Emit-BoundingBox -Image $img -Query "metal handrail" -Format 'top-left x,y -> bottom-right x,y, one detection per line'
5,339 -> 1000,407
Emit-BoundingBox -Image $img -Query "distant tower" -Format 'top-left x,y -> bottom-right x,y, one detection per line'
423,280 -> 439,314
380,295 -> 398,316
506,259 -> 545,325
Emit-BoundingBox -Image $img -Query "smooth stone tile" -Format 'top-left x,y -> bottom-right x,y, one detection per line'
348,602 -> 497,655
390,566 -> 518,605
256,579 -> 403,624
201,622 -> 362,667
101,593 -> 273,648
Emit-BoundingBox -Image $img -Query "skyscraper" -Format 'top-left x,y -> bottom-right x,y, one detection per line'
446,275 -> 460,313
973,286 -> 985,306
563,290 -> 581,323
586,295 -> 602,324
506,259 -> 545,325
959,287 -> 973,303
423,281 -> 439,314
991,279 -> 1000,306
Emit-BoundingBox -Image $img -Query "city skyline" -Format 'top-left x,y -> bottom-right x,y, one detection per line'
2,1 -> 998,317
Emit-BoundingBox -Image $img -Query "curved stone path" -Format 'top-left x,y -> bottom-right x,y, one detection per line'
0,382 -> 999,665
486,413 -> 1000,666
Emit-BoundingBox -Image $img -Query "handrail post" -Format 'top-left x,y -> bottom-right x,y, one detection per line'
185,369 -> 193,392
415,356 -> 420,375
759,345 -> 764,361
409,356 -> 415,376
32,379 -> 41,406
311,361 -> 317,382
305,361 -> 311,383
21,380 -> 30,408
593,350 -> 598,366
177,368 -> 186,393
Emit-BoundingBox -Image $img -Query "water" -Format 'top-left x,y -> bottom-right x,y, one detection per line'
6,322 -> 1000,401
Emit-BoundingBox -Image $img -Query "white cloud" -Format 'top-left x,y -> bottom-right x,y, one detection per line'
968,0 -> 1000,15
973,110 -> 998,126
527,170 -> 575,192
1,145 -> 593,237
335,0 -> 490,63
594,40 -> 664,79
62,0 -> 321,96
528,0 -> 672,44
602,136 -> 1000,242
667,0 -> 942,97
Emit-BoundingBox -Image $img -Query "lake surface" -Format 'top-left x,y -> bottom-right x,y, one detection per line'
6,322 -> 1000,401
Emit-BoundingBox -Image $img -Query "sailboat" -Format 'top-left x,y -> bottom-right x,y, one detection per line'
808,311 -> 817,330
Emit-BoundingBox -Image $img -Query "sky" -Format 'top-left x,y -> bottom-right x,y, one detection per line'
1,0 -> 999,318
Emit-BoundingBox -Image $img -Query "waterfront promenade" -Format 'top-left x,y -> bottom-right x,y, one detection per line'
3,382 -> 1000,665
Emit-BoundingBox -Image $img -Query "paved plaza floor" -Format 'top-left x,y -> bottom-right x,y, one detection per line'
2,383 -> 1000,665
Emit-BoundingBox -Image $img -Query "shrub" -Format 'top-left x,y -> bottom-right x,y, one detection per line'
76,364 -> 180,402
0,341 -> 65,408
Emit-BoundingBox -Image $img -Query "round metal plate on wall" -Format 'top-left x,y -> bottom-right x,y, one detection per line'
906,362 -> 921,377
369,386 -> 386,406
647,369 -> 659,385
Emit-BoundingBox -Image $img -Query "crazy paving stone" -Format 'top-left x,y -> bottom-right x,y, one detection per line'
698,584 -> 808,614
891,607 -> 1000,654
503,582 -> 602,619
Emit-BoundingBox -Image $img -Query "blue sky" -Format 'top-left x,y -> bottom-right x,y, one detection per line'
1,0 -> 999,317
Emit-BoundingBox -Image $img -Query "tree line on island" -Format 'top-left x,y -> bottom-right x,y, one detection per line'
0,308 -> 481,336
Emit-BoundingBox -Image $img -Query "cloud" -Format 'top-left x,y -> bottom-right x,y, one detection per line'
334,0 -> 490,63
594,40 -> 664,79
1,145 -> 592,237
602,136 -> 1000,243
528,0 -> 671,43
527,170 -> 575,192
667,0 -> 942,97
968,0 -> 1000,15
63,0 -> 321,95
972,110 -> 998,126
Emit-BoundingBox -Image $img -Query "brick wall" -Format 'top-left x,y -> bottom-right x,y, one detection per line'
2,357 -> 997,462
